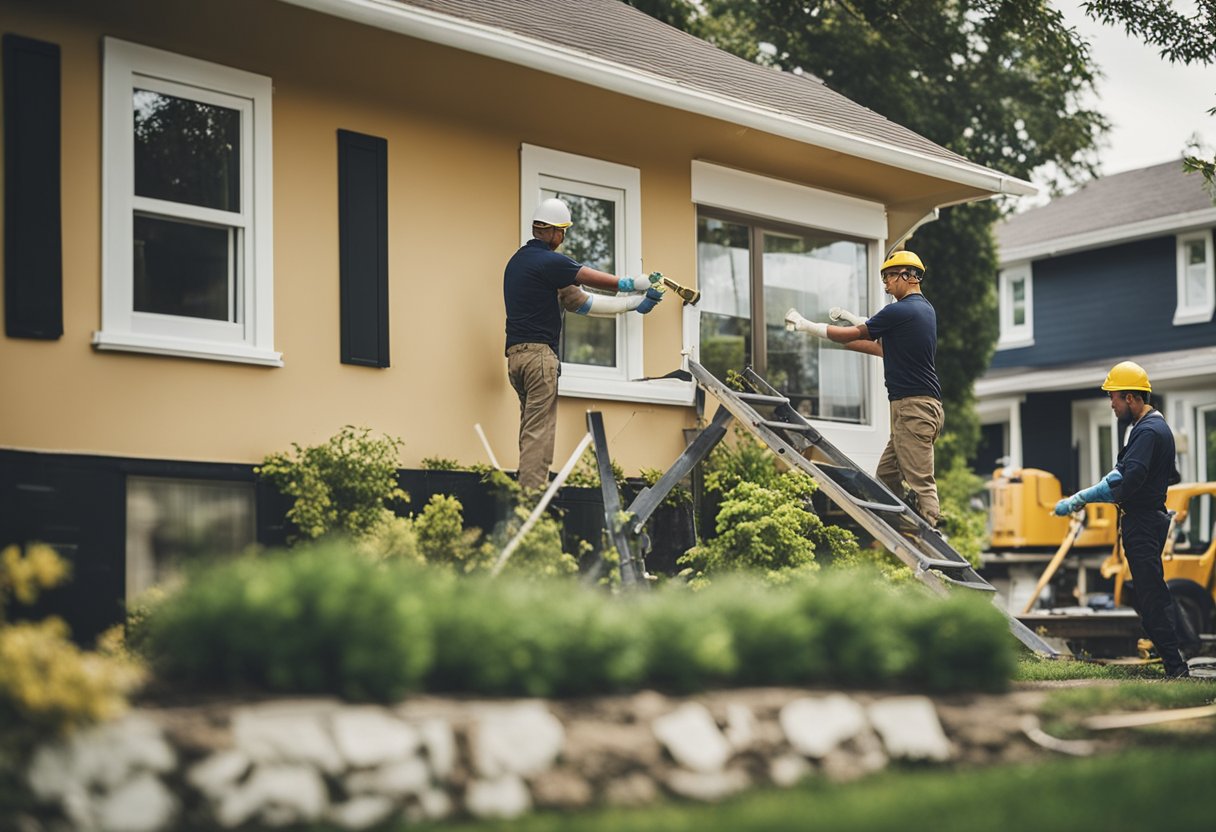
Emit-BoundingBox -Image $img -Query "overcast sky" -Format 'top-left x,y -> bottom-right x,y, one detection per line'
1059,1 -> 1215,177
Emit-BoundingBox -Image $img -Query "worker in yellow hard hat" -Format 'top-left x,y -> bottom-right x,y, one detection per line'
784,249 -> 944,528
1054,361 -> 1191,678
504,197 -> 666,492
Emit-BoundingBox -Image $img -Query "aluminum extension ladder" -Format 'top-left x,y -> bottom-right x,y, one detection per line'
602,361 -> 1060,658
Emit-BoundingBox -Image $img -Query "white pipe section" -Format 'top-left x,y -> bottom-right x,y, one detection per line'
580,293 -> 645,317
491,431 -> 594,577
473,422 -> 501,470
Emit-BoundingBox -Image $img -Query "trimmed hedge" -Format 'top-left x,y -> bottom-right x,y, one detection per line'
134,543 -> 1016,701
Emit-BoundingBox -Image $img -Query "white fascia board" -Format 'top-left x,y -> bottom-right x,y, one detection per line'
278,0 -> 1036,199
1000,207 -> 1216,265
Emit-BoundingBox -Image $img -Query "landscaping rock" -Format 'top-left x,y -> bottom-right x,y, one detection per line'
332,707 -> 421,768
665,766 -> 750,801
867,697 -> 952,761
95,772 -> 176,832
232,701 -> 344,774
780,694 -> 868,758
652,702 -> 732,773
465,774 -> 531,819
471,703 -> 565,778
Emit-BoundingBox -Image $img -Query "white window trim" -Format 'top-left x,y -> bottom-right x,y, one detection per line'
520,144 -> 689,405
95,38 -> 279,366
1071,398 -> 1117,486
996,262 -> 1034,349
689,162 -> 890,469
977,395 -> 1024,470
1173,230 -> 1215,326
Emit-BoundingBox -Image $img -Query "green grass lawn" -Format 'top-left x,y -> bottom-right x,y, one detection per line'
411,748 -> 1215,832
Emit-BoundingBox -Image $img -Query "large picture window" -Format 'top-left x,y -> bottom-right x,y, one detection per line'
698,210 -> 871,423
96,38 -> 278,365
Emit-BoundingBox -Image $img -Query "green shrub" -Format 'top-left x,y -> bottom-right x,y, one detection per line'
134,544 -> 432,701
936,457 -> 988,568
0,544 -> 145,735
256,426 -> 407,542
133,545 -> 1016,701
415,494 -> 483,569
421,457 -> 461,471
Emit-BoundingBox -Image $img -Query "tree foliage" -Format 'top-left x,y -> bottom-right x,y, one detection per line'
1082,0 -> 1216,192
625,0 -> 1107,462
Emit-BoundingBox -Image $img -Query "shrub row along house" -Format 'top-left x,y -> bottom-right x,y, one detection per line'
976,160 -> 1216,510
1,0 -> 1034,640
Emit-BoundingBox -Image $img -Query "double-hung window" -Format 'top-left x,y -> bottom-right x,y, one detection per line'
520,144 -> 687,404
1173,230 -> 1215,326
996,263 -> 1033,348
96,38 -> 278,365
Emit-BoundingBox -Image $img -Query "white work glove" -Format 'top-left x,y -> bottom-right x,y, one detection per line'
829,306 -> 866,326
784,308 -> 828,338
618,274 -> 659,293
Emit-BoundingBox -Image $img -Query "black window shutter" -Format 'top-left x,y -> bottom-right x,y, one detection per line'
337,129 -> 389,367
3,34 -> 62,339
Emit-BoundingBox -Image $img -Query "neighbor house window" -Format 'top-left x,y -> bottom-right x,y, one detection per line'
125,476 -> 255,600
96,38 -> 278,365
1173,231 -> 1215,325
697,211 -> 871,424
519,144 -> 681,403
997,263 -> 1033,348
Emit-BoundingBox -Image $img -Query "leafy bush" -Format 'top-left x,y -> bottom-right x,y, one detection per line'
0,545 -> 145,736
256,425 -> 407,542
133,544 -> 1015,700
936,456 -> 989,568
133,544 -> 433,701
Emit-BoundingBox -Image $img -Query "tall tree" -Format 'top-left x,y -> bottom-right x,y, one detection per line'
626,0 -> 1107,461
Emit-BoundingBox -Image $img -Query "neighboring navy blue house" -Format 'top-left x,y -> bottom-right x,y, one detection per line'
974,160 -> 1216,504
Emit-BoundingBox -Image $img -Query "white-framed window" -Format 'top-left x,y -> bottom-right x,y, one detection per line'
997,262 -> 1033,348
690,162 -> 886,428
1072,398 -> 1117,485
94,38 -> 279,366
1173,230 -> 1215,326
520,144 -> 687,404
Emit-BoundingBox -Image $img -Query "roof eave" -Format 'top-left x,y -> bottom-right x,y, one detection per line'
1000,206 -> 1216,264
279,0 -> 1038,200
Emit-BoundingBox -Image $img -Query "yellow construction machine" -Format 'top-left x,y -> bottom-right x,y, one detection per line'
983,468 -> 1216,657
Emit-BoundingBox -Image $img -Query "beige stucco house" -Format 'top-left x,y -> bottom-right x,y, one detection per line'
1,0 -> 1034,635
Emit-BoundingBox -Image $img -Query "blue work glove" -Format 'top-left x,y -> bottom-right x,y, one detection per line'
1053,495 -> 1084,516
636,283 -> 666,314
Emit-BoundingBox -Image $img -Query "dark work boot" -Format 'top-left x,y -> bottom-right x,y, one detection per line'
1163,650 -> 1191,679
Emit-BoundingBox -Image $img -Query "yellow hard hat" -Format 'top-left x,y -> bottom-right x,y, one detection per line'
1101,361 -> 1151,393
881,250 -> 925,274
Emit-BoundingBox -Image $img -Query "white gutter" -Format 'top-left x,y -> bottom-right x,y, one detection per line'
975,346 -> 1216,398
278,0 -> 1038,198
1001,206 -> 1216,264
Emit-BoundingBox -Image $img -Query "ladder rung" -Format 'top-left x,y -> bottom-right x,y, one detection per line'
916,555 -> 973,570
737,392 -> 789,405
936,575 -> 997,592
758,420 -> 813,432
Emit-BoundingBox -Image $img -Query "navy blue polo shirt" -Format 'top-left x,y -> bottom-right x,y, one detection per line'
503,239 -> 583,355
864,293 -> 942,401
1113,409 -> 1176,513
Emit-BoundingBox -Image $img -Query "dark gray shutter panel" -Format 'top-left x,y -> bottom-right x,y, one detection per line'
3,34 -> 62,339
337,129 -> 389,367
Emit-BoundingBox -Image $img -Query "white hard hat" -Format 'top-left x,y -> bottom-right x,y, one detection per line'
532,197 -> 573,228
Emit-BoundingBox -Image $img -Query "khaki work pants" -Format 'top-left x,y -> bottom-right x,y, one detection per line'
876,395 -> 945,526
507,343 -> 560,492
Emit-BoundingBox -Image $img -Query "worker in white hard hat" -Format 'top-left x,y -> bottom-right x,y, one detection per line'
783,250 -> 945,527
1053,362 -> 1192,678
504,197 -> 666,492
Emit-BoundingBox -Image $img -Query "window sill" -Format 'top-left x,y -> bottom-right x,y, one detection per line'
559,375 -> 695,406
996,335 -> 1035,351
1172,307 -> 1214,326
92,331 -> 283,367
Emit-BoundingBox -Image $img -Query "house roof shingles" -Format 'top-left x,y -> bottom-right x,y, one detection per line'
379,0 -> 995,176
997,159 -> 1215,253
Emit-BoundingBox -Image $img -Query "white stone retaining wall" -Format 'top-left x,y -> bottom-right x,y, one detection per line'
17,688 -> 1042,830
